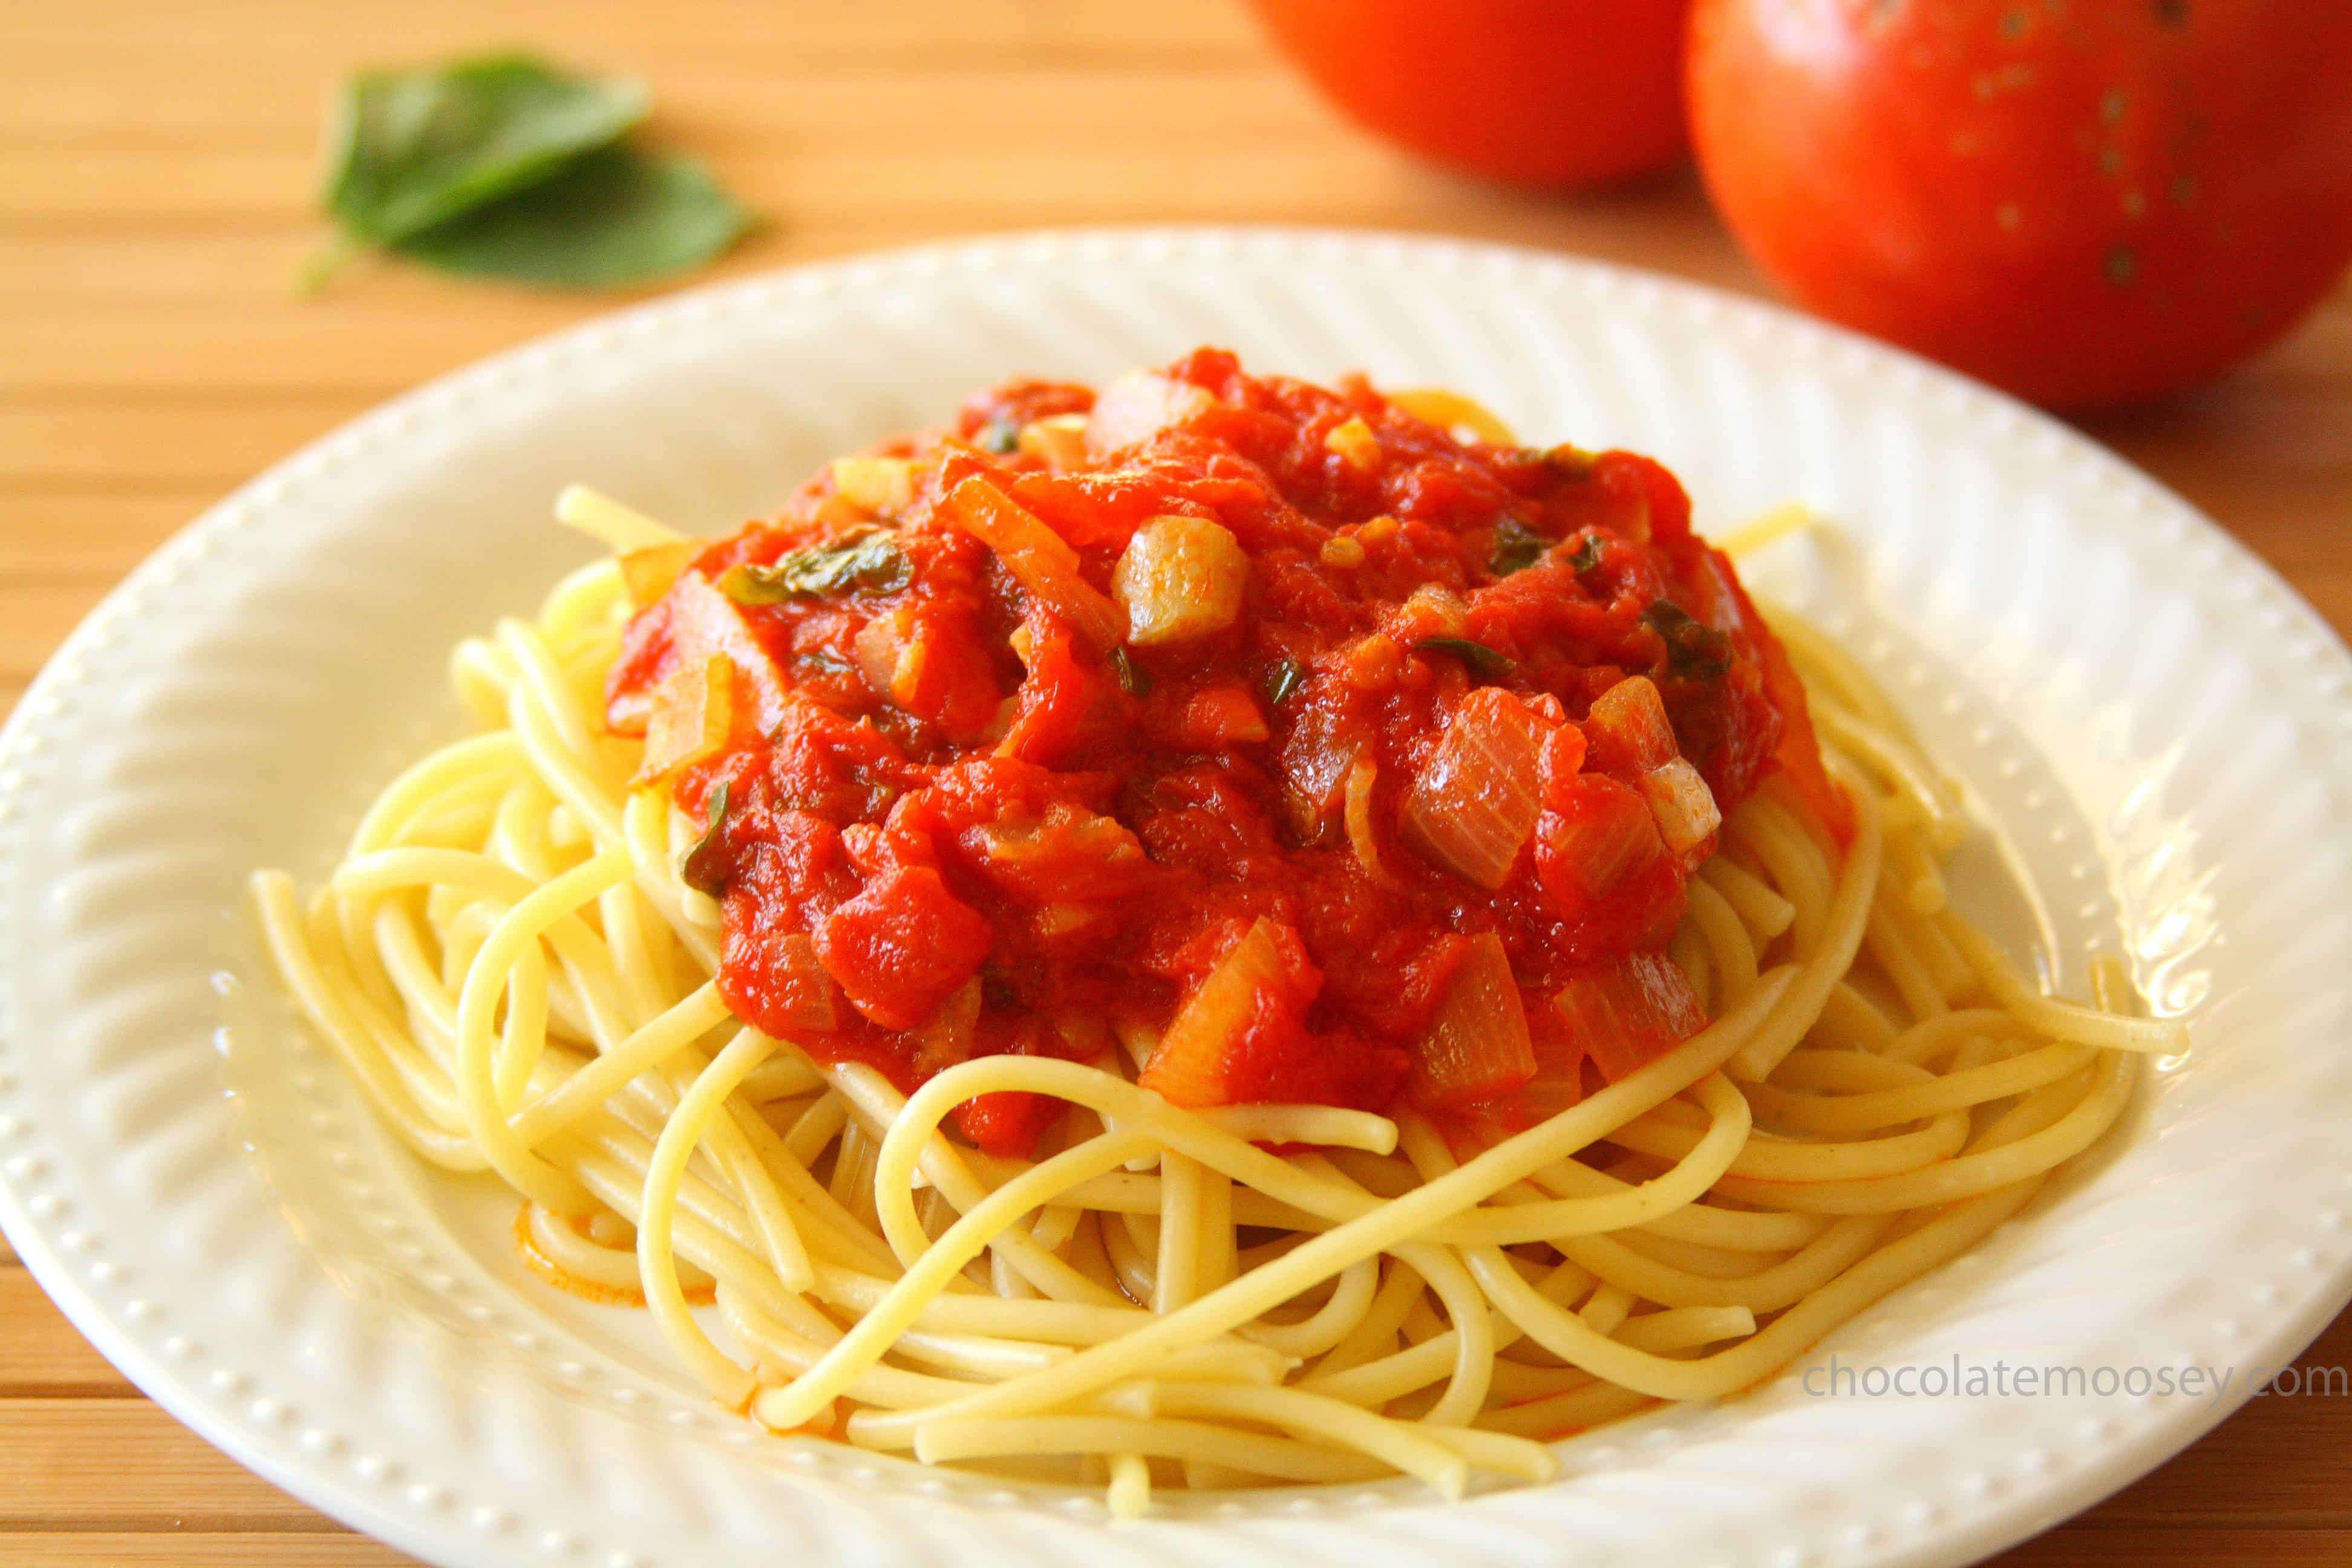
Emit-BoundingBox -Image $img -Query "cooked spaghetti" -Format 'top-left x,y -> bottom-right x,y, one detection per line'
254,352 -> 2184,1514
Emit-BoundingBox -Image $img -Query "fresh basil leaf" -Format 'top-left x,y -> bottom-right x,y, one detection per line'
1643,599 -> 1734,682
1263,656 -> 1305,707
1566,534 -> 1605,577
717,531 -> 912,606
680,781 -> 732,898
976,419 -> 1022,455
1490,518 -> 1546,577
392,147 -> 751,287
794,648 -> 857,680
1110,645 -> 1152,697
1413,637 -> 1514,680
324,54 -> 647,244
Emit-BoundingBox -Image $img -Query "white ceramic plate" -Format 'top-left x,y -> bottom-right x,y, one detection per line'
3,229 -> 2349,1568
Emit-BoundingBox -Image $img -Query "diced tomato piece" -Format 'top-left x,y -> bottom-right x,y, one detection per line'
1590,451 -> 1693,548
953,1091 -> 1063,1160
956,800 -> 1157,904
999,609 -> 1109,768
1261,1027 -> 1409,1114
721,915 -> 846,1042
1710,552 -> 1851,844
1174,682 -> 1270,748
1553,953 -> 1705,1083
812,866 -> 993,1030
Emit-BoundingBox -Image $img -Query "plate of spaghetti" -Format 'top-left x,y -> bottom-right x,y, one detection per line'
2,230 -> 2348,1568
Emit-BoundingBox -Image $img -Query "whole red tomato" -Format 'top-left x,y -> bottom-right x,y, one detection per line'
1250,0 -> 1693,191
1688,0 -> 2352,408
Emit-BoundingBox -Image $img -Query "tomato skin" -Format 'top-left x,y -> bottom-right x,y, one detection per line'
1248,0 -> 1692,191
1688,0 -> 2352,408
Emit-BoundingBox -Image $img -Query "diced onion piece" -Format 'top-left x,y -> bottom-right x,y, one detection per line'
1016,413 -> 1090,470
1403,687 -> 1550,889
651,572 -> 794,733
941,475 -> 1127,648
1275,701 -> 1361,828
854,610 -> 916,706
763,933 -> 842,1036
1537,774 -> 1661,906
1324,415 -> 1381,472
912,976 -> 982,1074
1050,1010 -> 1111,1060
1552,953 -> 1705,1083
619,541 -> 697,610
1140,918 -> 1289,1108
1344,756 -> 1390,883
1086,371 -> 1213,454
1388,387 -> 1519,446
1111,515 -> 1250,647
830,457 -> 916,515
1319,535 -> 1367,569
1409,933 -> 1536,1110
1584,675 -> 1677,775
633,652 -> 734,786
554,485 -> 682,550
1641,757 -> 1721,857
1399,583 -> 1470,641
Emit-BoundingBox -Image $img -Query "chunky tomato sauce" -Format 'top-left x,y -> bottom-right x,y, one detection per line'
607,350 -> 1841,1157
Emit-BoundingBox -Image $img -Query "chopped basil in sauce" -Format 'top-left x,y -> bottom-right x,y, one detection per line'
1643,599 -> 1734,681
719,531 -> 912,606
976,419 -> 1021,454
794,648 -> 857,679
1566,534 -> 1605,577
1489,517 -> 1546,577
1413,637 -> 1514,680
680,781 -> 731,897
1263,656 -> 1306,706
1110,645 -> 1152,696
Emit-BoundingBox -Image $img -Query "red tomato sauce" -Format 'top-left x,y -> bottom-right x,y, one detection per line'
607,350 -> 1840,1156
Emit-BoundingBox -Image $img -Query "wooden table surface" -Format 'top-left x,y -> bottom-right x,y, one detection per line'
3,2 -> 2348,1563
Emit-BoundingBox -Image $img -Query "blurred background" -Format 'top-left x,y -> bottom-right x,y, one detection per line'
0,2 -> 2347,1563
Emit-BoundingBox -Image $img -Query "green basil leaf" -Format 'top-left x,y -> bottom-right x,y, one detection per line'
716,530 -> 912,606
1263,656 -> 1305,707
977,419 -> 1022,455
392,147 -> 751,287
324,54 -> 647,244
1489,518 -> 1546,577
1413,637 -> 1514,680
1566,534 -> 1605,577
1110,645 -> 1152,697
705,526 -> 907,606
680,781 -> 733,898
1643,599 -> 1734,682
794,648 -> 857,680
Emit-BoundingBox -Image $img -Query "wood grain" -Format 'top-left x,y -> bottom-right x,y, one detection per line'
1,1 -> 2347,1563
